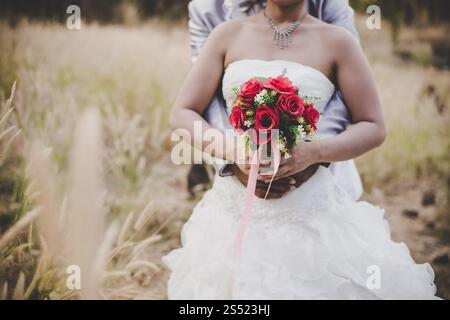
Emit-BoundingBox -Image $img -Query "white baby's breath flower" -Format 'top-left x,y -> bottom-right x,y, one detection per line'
244,120 -> 252,127
254,89 -> 269,105
254,90 -> 267,105
298,125 -> 306,139
276,137 -> 289,155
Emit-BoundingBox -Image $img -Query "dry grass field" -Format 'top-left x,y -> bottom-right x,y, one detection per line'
0,15 -> 449,299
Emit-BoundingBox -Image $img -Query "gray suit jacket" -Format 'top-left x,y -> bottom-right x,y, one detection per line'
188,0 -> 363,200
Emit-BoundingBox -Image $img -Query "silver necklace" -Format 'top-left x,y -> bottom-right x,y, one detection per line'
264,10 -> 307,50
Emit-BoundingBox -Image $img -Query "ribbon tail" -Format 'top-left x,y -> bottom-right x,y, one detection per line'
233,149 -> 260,257
263,143 -> 281,200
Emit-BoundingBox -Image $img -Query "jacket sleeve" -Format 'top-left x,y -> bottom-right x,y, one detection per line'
320,0 -> 360,42
187,1 -> 212,64
187,1 -> 230,130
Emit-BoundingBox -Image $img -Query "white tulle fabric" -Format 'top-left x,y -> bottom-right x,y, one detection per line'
162,60 -> 439,300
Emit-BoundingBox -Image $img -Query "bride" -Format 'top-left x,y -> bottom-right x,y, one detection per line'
163,0 -> 439,299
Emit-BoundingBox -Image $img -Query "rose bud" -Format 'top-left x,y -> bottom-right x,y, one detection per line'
229,106 -> 247,132
304,104 -> 320,123
264,76 -> 298,94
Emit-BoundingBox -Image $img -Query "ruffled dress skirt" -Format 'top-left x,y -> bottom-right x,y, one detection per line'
162,166 -> 439,300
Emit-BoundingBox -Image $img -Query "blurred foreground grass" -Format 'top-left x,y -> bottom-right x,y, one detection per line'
0,16 -> 449,299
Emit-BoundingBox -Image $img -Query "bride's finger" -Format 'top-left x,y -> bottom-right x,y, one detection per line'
272,166 -> 291,179
278,158 -> 292,168
256,182 -> 296,199
258,160 -> 294,180
258,169 -> 275,179
258,166 -> 276,175
259,159 -> 272,168
258,173 -> 279,183
255,180 -> 294,195
255,188 -> 284,199
257,156 -> 291,173
257,177 -> 293,185
279,156 -> 290,165
270,177 -> 296,186
272,169 -> 295,181
256,182 -> 290,193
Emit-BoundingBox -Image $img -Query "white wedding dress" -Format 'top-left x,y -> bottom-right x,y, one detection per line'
162,59 -> 439,300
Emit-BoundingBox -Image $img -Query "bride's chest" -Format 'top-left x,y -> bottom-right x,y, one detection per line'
224,28 -> 335,80
222,59 -> 336,114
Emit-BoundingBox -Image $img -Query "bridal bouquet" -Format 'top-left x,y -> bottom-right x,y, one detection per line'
229,71 -> 320,156
228,71 -> 321,258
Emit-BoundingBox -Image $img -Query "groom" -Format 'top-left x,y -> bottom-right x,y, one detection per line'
187,0 -> 363,200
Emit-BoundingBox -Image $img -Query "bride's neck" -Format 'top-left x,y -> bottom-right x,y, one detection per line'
264,1 -> 306,24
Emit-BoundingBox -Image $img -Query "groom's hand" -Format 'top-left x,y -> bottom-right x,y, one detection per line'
259,141 -> 323,183
231,162 -> 322,199
231,163 -> 295,199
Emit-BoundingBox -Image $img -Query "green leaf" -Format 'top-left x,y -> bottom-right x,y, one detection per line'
232,85 -> 239,97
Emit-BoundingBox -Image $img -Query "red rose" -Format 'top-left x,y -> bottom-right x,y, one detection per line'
253,105 -> 279,144
276,93 -> 305,119
239,78 -> 264,102
264,76 -> 298,94
229,106 -> 247,131
304,104 -> 320,123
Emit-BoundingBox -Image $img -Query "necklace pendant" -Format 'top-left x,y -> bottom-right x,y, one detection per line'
264,10 -> 307,50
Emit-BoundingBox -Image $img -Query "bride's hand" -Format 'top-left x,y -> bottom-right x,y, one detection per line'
258,141 -> 322,182
235,148 -> 270,176
231,163 -> 296,199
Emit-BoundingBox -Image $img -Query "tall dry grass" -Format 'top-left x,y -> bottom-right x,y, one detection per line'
0,20 -> 192,299
0,16 -> 448,299
0,82 -> 20,167
353,16 -> 450,189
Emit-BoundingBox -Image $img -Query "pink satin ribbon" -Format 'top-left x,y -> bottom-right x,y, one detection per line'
264,143 -> 281,200
233,148 -> 261,257
226,148 -> 261,300
227,143 -> 281,300
233,143 -> 281,256
227,143 -> 281,299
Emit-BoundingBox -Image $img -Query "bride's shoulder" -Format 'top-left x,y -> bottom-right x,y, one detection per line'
304,17 -> 363,66
203,19 -> 244,53
208,19 -> 245,41
305,17 -> 358,49
211,19 -> 243,36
